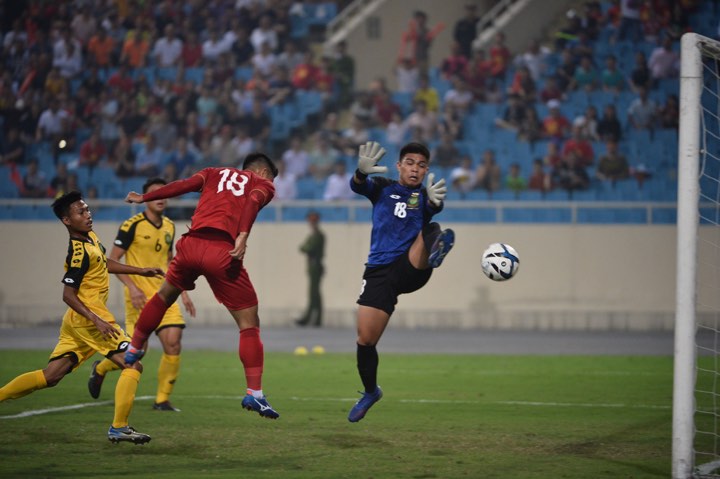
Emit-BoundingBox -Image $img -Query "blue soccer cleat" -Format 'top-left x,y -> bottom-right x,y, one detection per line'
242,394 -> 280,419
428,229 -> 455,268
124,345 -> 145,365
348,386 -> 383,423
108,425 -> 151,445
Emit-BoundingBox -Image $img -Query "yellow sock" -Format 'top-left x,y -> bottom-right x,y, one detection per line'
156,354 -> 181,404
112,368 -> 141,428
95,358 -> 120,376
0,370 -> 47,401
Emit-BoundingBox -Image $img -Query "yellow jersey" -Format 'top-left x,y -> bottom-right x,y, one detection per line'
61,230 -> 114,327
113,212 -> 176,296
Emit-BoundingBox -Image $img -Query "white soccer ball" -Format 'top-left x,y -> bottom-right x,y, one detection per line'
481,243 -> 520,281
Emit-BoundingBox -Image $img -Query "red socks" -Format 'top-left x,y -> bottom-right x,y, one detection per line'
131,294 -> 168,348
239,327 -> 264,390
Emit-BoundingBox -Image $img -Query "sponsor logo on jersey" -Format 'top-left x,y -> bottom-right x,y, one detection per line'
390,194 -> 401,199
63,278 -> 75,284
114,239 -> 122,245
407,192 -> 420,209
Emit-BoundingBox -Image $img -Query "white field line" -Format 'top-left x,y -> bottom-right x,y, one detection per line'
0,396 -> 154,419
0,395 -> 670,419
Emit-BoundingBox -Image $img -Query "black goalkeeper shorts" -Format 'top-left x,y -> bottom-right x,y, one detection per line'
356,251 -> 433,316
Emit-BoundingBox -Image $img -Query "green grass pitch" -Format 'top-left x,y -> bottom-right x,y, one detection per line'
0,350 -> 672,478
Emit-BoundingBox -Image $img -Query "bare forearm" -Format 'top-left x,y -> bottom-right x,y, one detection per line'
107,257 -> 148,275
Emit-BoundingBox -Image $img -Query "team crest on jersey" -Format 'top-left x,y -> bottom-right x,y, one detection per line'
407,192 -> 420,209
165,232 -> 172,245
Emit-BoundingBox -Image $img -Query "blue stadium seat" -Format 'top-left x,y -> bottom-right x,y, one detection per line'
290,14 -> 310,39
156,67 -> 178,81
296,177 -> 325,199
503,207 -> 572,223
392,91 -> 414,116
185,67 -> 204,84
235,67 -> 253,81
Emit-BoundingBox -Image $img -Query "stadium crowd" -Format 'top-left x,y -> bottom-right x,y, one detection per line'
0,0 -> 710,204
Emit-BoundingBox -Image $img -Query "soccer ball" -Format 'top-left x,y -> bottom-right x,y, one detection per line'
481,243 -> 520,281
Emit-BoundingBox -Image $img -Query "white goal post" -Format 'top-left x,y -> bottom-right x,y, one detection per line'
673,32 -> 720,479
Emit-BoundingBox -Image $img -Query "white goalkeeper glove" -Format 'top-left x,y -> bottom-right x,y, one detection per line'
357,141 -> 388,177
426,173 -> 447,207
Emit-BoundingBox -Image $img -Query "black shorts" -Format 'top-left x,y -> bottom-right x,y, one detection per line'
356,251 -> 433,316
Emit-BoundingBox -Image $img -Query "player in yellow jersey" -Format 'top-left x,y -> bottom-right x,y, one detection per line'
88,178 -> 196,412
0,191 -> 164,444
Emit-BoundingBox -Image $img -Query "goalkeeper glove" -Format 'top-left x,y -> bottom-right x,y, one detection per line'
426,173 -> 447,207
357,141 -> 388,177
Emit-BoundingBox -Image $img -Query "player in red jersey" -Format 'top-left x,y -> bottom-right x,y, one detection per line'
122,153 -> 281,419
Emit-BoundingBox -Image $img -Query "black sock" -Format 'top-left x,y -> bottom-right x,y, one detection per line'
422,222 -> 441,251
356,343 -> 378,393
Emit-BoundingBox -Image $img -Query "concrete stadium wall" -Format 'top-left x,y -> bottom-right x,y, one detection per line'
0,221 -> 685,331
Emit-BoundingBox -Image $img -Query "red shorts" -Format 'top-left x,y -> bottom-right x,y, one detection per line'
166,230 -> 258,311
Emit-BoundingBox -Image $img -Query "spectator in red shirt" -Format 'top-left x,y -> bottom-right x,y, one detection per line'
373,89 -> 401,126
292,51 -> 320,90
79,130 -> 108,168
464,47 -> 492,101
182,31 -> 203,68
561,125 -> 595,167
107,63 -> 135,93
542,99 -> 571,143
440,41 -> 469,81
488,31 -> 511,81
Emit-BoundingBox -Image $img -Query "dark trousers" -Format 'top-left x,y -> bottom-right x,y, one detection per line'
299,268 -> 323,326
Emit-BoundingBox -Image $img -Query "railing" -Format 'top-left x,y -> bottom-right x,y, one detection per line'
0,199 -> 679,224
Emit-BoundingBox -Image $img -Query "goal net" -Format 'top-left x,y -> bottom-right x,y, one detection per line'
674,33 -> 720,479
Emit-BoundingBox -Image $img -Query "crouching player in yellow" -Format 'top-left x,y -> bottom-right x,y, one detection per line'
88,178 -> 195,412
0,191 -> 164,444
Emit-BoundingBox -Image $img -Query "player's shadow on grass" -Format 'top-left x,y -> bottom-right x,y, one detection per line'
313,432 -> 392,450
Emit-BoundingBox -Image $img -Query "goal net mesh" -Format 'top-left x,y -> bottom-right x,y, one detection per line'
694,38 -> 720,478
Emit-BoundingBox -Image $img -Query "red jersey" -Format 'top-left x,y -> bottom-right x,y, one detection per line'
142,167 -> 275,238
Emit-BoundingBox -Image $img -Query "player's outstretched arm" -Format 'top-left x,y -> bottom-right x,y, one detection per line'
354,141 -> 388,182
107,258 -> 164,278
125,191 -> 144,204
426,173 -> 447,207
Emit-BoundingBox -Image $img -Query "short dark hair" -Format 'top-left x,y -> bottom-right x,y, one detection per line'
399,142 -> 430,162
143,177 -> 167,193
243,152 -> 279,178
52,190 -> 83,219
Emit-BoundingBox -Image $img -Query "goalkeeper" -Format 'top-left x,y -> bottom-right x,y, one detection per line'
347,141 -> 454,423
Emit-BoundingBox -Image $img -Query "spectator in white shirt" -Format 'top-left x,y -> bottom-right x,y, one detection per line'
282,136 -> 310,177
153,24 -> 183,67
443,76 -> 474,116
395,57 -> 420,93
250,14 -> 278,52
274,160 -> 298,200
252,41 -> 278,77
53,40 -> 83,78
202,30 -> 229,63
323,161 -> 354,200
232,126 -> 256,160
648,35 -> 679,81
36,100 -> 69,141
